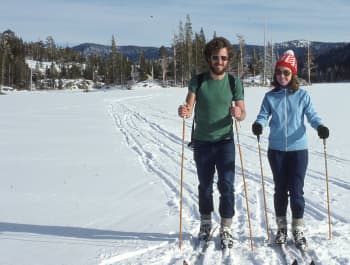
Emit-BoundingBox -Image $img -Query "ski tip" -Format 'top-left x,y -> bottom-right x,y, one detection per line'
183,260 -> 190,265
222,247 -> 230,258
310,261 -> 315,265
291,260 -> 298,265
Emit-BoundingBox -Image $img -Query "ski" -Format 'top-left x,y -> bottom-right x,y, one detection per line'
198,224 -> 218,255
266,236 -> 300,265
279,243 -> 299,265
221,237 -> 235,263
183,225 -> 219,265
296,245 -> 317,265
270,239 -> 318,265
221,247 -> 234,264
267,229 -> 304,265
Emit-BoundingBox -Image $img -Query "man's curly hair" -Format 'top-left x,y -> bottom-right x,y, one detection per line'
204,37 -> 234,63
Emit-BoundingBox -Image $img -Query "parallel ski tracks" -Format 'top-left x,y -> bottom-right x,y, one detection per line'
109,101 -> 200,222
109,99 -> 291,264
107,96 -> 344,264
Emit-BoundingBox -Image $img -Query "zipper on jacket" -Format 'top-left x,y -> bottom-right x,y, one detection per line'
284,89 -> 288,151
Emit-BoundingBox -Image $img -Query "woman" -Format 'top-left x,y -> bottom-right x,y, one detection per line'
252,50 -> 329,249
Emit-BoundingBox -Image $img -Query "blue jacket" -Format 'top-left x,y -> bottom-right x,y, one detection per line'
255,87 -> 323,151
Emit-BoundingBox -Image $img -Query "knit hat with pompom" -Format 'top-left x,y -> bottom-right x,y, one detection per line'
275,50 -> 297,75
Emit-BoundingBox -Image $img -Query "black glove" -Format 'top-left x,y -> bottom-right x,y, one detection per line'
252,122 -> 263,136
317,125 -> 329,139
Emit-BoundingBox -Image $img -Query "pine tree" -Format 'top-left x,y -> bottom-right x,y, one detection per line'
46,36 -> 56,61
193,28 -> 207,74
120,56 -> 131,85
263,41 -> 275,85
184,14 -> 193,81
0,30 -> 30,90
111,35 -> 119,84
236,34 -> 246,78
0,37 -> 9,91
249,48 -> 263,83
139,51 -> 148,80
172,34 -> 177,86
176,20 -> 185,86
303,41 -> 315,84
159,46 -> 169,86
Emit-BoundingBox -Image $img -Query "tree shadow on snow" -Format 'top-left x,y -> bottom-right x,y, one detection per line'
0,222 -> 189,243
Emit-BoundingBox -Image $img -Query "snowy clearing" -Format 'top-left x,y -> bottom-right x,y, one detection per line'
0,83 -> 349,265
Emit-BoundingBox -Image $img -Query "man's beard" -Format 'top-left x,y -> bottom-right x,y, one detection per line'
210,63 -> 228,75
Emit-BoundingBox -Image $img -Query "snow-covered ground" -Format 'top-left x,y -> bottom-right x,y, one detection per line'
0,82 -> 348,265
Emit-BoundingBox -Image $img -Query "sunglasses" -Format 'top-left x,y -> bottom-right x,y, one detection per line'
211,55 -> 228,61
276,69 -> 292,76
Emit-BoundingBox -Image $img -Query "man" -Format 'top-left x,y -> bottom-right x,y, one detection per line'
178,37 -> 246,249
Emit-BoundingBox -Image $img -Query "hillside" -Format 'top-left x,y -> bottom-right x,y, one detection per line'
72,43 -> 170,61
72,40 -> 350,82
72,40 -> 348,62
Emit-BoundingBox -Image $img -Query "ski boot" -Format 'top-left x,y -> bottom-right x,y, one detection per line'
220,226 -> 234,249
275,228 -> 287,244
275,216 -> 288,244
198,219 -> 212,241
293,229 -> 307,250
292,218 -> 307,250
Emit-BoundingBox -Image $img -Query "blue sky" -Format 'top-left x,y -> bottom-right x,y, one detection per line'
1,0 -> 350,47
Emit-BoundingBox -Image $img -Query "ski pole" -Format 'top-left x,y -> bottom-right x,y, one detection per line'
257,135 -> 270,241
179,117 -> 186,249
323,138 -> 332,240
234,119 -> 254,251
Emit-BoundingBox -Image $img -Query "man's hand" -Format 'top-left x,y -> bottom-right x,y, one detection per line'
178,104 -> 191,118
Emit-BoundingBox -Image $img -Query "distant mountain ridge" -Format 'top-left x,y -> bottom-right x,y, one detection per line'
72,43 -> 167,61
73,40 -> 350,81
274,40 -> 348,57
73,40 -> 348,62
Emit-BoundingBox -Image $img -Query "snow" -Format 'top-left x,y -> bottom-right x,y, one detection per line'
26,59 -> 62,73
0,82 -> 349,265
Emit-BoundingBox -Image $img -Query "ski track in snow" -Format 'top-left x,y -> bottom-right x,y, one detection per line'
101,92 -> 349,265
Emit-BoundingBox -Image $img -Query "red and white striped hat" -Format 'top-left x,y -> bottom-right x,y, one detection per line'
275,50 -> 297,75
